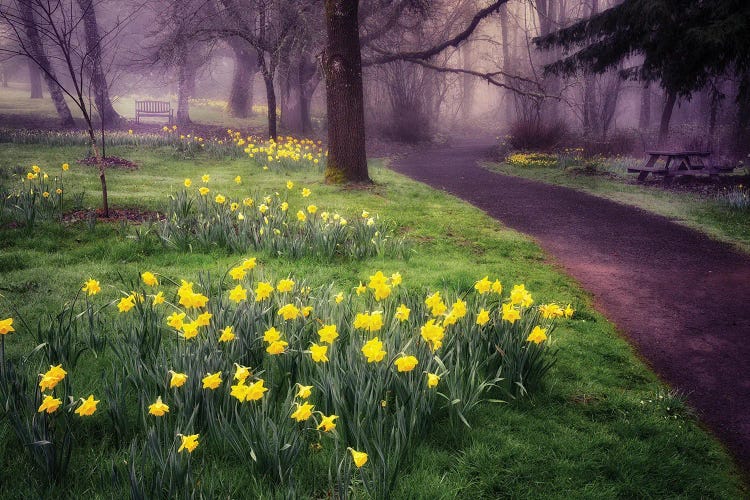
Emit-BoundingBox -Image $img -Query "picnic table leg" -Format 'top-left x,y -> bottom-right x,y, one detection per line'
637,155 -> 657,181
663,157 -> 674,183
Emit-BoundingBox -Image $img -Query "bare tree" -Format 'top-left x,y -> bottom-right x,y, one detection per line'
3,2 -> 76,126
0,0 -> 130,216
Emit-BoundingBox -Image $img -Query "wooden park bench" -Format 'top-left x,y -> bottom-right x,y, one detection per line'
628,150 -> 736,181
135,100 -> 173,124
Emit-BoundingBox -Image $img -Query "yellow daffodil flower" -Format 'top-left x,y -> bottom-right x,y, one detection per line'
82,278 -> 101,296
349,448 -> 368,467
277,278 -> 295,292
362,337 -> 386,363
74,395 -> 99,416
219,326 -> 235,342
527,326 -> 548,344
266,340 -> 288,355
291,402 -> 314,422
169,371 -> 188,388
38,395 -> 62,414
310,343 -> 328,362
202,372 -> 222,390
0,317 -> 14,335
229,285 -> 248,303
318,324 -> 338,344
148,396 -> 169,416
178,434 -> 199,453
317,414 -> 338,432
255,281 -> 273,301
394,355 -> 418,372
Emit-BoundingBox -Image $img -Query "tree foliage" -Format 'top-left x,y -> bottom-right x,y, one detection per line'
535,0 -> 750,97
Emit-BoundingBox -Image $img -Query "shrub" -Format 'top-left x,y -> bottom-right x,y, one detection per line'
507,119 -> 568,151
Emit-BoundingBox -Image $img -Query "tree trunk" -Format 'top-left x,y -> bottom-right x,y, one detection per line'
19,2 -> 75,127
735,73 -> 750,154
176,45 -> 194,126
278,50 -> 297,132
582,0 -> 598,135
639,83 -> 651,130
658,91 -> 677,145
498,3 -> 514,121
323,0 -> 369,184
261,66 -> 278,141
583,74 -> 596,134
28,61 -> 42,98
76,0 -> 120,127
460,42 -> 474,115
228,40 -> 257,118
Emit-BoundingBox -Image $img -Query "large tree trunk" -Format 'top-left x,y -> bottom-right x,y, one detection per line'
76,0 -> 121,127
20,2 -> 75,127
639,83 -> 651,130
534,0 -> 562,123
278,50 -> 297,132
582,0 -> 598,135
28,60 -> 42,98
228,40 -> 257,118
280,54 -> 318,134
176,44 -> 194,126
658,91 -> 677,145
323,0 -> 369,184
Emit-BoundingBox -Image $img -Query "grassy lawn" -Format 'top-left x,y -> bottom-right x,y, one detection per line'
0,143 -> 746,498
484,158 -> 750,254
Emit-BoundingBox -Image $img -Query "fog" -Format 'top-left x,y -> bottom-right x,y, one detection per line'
1,0 -> 747,158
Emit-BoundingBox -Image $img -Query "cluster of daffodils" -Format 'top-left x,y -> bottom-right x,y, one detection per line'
0,260 -> 572,497
506,152 -> 558,168
158,177 -> 404,259
718,183 -> 750,210
1,163 -> 71,226
227,130 -> 326,170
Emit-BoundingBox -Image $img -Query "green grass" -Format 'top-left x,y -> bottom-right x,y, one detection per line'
484,159 -> 750,254
0,83 -> 268,130
0,143 -> 746,498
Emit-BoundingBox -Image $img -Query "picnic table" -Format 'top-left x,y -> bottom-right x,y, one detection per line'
628,150 -> 735,181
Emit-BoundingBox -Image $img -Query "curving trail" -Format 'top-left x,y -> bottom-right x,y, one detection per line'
390,138 -> 750,476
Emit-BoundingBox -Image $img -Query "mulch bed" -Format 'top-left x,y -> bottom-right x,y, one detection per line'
76,156 -> 139,169
63,207 -> 163,224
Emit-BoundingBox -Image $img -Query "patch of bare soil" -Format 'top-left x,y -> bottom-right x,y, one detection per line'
63,208 -> 163,224
77,156 -> 139,169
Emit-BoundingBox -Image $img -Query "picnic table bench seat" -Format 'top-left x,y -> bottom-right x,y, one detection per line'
135,100 -> 173,124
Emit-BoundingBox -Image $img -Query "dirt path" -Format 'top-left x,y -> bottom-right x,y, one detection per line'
391,138 -> 750,476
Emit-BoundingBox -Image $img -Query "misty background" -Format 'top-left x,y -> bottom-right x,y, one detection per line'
1,0 -> 747,159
